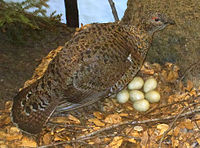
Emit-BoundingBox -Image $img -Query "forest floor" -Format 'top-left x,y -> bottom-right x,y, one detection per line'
0,59 -> 200,147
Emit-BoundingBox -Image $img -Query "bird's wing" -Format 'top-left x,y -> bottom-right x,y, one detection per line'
57,23 -> 133,111
56,57 -> 131,113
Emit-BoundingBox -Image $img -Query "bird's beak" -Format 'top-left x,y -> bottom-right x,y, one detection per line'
165,19 -> 175,25
169,19 -> 175,25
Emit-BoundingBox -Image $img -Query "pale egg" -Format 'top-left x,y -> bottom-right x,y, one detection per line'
116,89 -> 129,103
133,99 -> 150,112
143,78 -> 157,93
129,90 -> 144,102
128,77 -> 144,90
145,90 -> 160,103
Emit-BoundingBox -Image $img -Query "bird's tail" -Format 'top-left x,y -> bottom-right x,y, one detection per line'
11,86 -> 59,135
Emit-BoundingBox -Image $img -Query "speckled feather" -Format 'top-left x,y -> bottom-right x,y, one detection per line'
11,13 -> 174,134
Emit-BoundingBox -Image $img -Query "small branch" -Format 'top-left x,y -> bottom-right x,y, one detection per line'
180,61 -> 200,81
108,0 -> 119,21
158,106 -> 187,148
39,103 -> 200,148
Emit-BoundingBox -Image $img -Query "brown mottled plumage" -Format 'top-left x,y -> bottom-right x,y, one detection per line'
11,13 -> 174,134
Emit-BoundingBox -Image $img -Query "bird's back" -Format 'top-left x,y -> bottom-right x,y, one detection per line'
11,22 -> 152,134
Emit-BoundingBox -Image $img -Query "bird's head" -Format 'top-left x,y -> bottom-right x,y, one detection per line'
141,12 -> 175,35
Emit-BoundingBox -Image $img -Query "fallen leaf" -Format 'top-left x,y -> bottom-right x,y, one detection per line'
93,112 -> 104,119
157,124 -> 169,135
134,126 -> 143,132
181,119 -> 194,130
0,144 -> 8,148
119,113 -> 128,117
167,71 -> 178,82
104,114 -> 122,124
19,136 -> 37,147
68,115 -> 80,124
54,135 -> 65,141
140,131 -> 148,148
127,138 -> 137,143
43,133 -> 51,145
88,118 -> 105,126
174,127 -> 180,137
172,139 -> 179,147
5,101 -> 12,111
197,138 -> 200,145
9,127 -> 20,134
107,136 -> 123,148
186,80 -> 193,91
64,145 -> 73,148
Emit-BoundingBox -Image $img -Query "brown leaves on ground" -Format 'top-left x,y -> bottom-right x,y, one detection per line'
0,62 -> 200,147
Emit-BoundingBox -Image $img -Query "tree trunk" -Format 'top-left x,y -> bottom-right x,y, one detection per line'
64,0 -> 79,28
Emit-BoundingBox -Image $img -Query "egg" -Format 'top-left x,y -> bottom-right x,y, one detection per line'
129,90 -> 144,102
128,77 -> 144,90
143,78 -> 157,93
145,90 -> 160,103
133,99 -> 150,112
116,89 -> 129,103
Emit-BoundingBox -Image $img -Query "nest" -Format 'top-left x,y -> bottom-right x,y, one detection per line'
0,46 -> 200,147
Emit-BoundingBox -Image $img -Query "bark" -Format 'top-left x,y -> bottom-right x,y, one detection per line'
64,0 -> 79,27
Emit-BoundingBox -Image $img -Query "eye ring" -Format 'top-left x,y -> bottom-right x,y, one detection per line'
155,18 -> 159,22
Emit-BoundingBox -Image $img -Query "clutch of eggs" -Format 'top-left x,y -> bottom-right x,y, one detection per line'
116,76 -> 160,112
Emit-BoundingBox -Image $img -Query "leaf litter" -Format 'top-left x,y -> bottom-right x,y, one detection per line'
0,47 -> 200,147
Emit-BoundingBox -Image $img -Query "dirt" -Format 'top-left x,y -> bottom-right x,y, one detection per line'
0,23 -> 75,109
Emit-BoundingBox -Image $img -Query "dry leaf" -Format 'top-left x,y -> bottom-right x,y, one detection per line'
64,145 -> 73,148
134,126 -> 143,132
157,124 -> 169,135
140,131 -> 148,148
186,80 -> 193,91
0,144 -> 8,148
167,71 -> 178,82
19,136 -> 37,147
119,113 -> 128,117
88,118 -> 105,126
93,112 -> 104,119
140,65 -> 154,75
152,63 -> 161,72
172,139 -> 179,147
54,135 -> 65,141
9,127 -> 20,134
197,138 -> 200,145
6,134 -> 23,141
174,127 -> 180,137
5,101 -> 12,111
68,115 -> 80,124
127,138 -> 137,143
108,136 -> 123,148
182,119 -> 194,130
104,114 -> 122,124
43,133 -> 51,145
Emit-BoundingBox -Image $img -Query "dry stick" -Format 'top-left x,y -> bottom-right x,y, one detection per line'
78,108 -> 200,140
180,61 -> 200,81
39,108 -> 200,148
108,0 -> 119,21
158,106 -> 187,148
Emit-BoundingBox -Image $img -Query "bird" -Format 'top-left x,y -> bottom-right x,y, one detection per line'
11,12 -> 175,134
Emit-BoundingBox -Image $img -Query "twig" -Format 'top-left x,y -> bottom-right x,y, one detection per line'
39,103 -> 200,148
158,106 -> 187,148
108,0 -> 119,21
180,61 -> 200,81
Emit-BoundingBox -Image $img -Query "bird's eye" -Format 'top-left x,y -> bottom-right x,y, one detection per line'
152,17 -> 160,22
